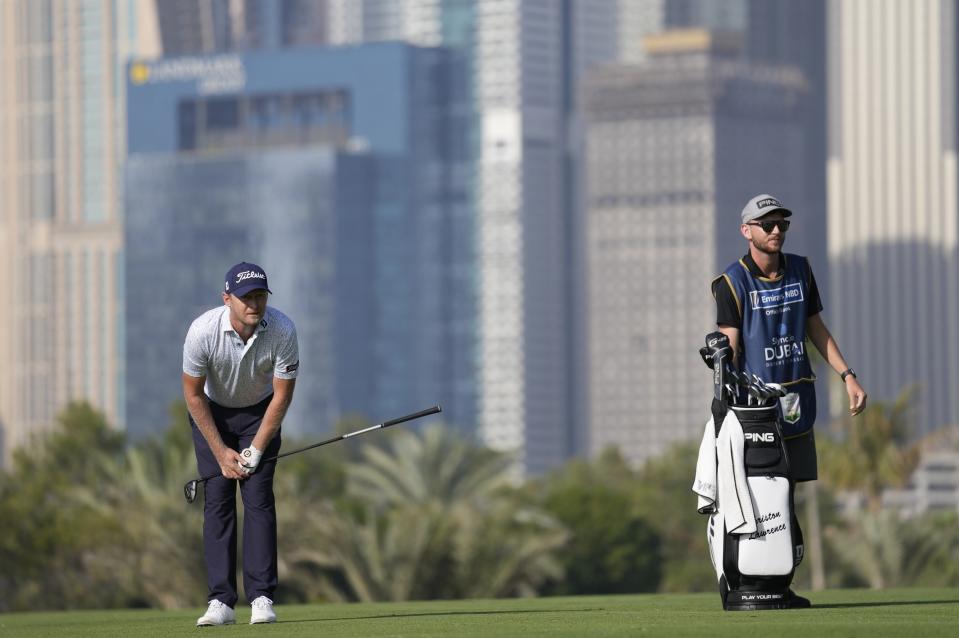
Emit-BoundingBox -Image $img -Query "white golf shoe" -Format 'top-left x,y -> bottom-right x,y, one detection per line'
250,596 -> 276,624
196,599 -> 235,626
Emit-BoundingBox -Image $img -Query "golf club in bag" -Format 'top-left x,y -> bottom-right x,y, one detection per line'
699,333 -> 801,611
183,405 -> 442,503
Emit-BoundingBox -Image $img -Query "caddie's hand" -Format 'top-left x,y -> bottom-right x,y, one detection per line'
216,448 -> 247,480
237,445 -> 263,477
846,377 -> 867,417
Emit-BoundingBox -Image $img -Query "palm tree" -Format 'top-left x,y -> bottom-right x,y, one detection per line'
819,386 -> 921,512
818,386 -> 925,588
824,508 -> 959,589
823,508 -> 905,589
279,499 -> 453,601
345,424 -> 513,506
73,433 -> 207,609
279,424 -> 567,601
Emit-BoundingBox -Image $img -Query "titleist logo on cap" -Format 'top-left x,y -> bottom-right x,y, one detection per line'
236,270 -> 266,284
224,261 -> 271,294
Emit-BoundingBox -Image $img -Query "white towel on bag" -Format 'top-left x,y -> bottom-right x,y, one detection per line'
692,410 -> 757,535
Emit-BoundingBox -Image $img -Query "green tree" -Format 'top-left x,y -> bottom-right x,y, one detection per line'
818,387 -> 929,589
823,508 -> 959,589
0,402 -> 126,610
541,479 -> 661,594
280,424 -> 567,601
634,443 -> 716,592
346,423 -> 510,507
72,419 -> 206,609
898,511 -> 959,586
819,387 -> 921,512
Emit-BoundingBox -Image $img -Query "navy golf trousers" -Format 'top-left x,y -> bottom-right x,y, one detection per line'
190,394 -> 282,608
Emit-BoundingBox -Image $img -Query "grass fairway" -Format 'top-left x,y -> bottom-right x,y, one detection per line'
2,588 -> 957,637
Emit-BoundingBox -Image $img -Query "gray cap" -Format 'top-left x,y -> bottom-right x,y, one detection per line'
741,194 -> 792,224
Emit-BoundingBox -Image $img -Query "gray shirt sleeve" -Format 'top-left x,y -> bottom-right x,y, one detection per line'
183,318 -> 210,378
273,322 -> 299,380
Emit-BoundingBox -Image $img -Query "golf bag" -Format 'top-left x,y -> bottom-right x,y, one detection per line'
698,333 -> 801,611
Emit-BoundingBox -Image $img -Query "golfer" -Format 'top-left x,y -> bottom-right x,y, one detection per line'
183,262 -> 298,626
712,194 -> 867,606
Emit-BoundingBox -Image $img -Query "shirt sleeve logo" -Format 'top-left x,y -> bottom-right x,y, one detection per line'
284,361 -> 299,373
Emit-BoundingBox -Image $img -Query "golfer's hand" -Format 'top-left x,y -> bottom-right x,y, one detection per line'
237,445 -> 263,477
846,377 -> 867,417
216,448 -> 247,480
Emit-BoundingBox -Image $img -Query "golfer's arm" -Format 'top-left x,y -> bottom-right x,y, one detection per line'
252,377 -> 296,451
183,373 -> 227,456
806,313 -> 852,374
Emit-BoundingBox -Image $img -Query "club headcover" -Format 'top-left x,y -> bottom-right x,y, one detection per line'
703,332 -> 731,366
699,346 -> 715,369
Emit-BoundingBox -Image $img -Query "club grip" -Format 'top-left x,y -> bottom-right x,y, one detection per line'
384,405 -> 442,428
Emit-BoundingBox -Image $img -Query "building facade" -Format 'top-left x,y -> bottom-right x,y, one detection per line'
827,0 -> 959,434
125,43 -> 475,439
152,0 -> 328,55
883,449 -> 959,517
582,30 -> 814,466
324,0 -> 624,474
0,0 -> 159,463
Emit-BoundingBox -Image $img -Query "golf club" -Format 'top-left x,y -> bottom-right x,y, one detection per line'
183,404 -> 442,503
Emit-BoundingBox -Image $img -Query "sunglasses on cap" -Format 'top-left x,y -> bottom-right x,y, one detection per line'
746,219 -> 790,233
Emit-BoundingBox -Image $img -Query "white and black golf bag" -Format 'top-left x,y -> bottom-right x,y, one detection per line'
699,333 -> 802,611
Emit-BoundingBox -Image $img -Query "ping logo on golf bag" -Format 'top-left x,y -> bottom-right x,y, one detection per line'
744,432 -> 775,443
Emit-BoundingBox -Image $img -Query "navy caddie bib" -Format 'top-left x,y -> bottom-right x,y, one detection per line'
720,253 -> 817,435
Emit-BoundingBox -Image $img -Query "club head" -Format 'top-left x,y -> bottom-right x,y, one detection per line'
766,382 -> 786,398
184,480 -> 199,504
729,369 -> 748,388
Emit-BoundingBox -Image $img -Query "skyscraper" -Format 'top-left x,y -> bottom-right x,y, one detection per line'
0,0 -> 159,463
827,0 -> 959,435
582,30 -> 813,466
124,43 -> 474,439
746,0 -> 827,310
152,0 -> 327,55
323,0 -> 621,474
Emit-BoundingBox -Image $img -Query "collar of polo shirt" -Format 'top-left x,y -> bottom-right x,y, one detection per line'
220,306 -> 269,334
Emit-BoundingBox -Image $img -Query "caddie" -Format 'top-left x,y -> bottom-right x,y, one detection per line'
711,194 -> 868,607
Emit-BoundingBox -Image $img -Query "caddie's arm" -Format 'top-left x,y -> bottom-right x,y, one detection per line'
717,325 -> 741,367
712,276 -> 742,367
183,372 -> 246,479
250,377 -> 296,454
806,313 -> 867,416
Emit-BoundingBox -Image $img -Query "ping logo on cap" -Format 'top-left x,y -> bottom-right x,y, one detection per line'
756,197 -> 782,210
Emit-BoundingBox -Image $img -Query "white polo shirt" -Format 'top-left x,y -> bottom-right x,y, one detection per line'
183,305 -> 299,408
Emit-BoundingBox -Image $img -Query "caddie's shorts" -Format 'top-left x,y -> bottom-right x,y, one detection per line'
784,428 -> 817,482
